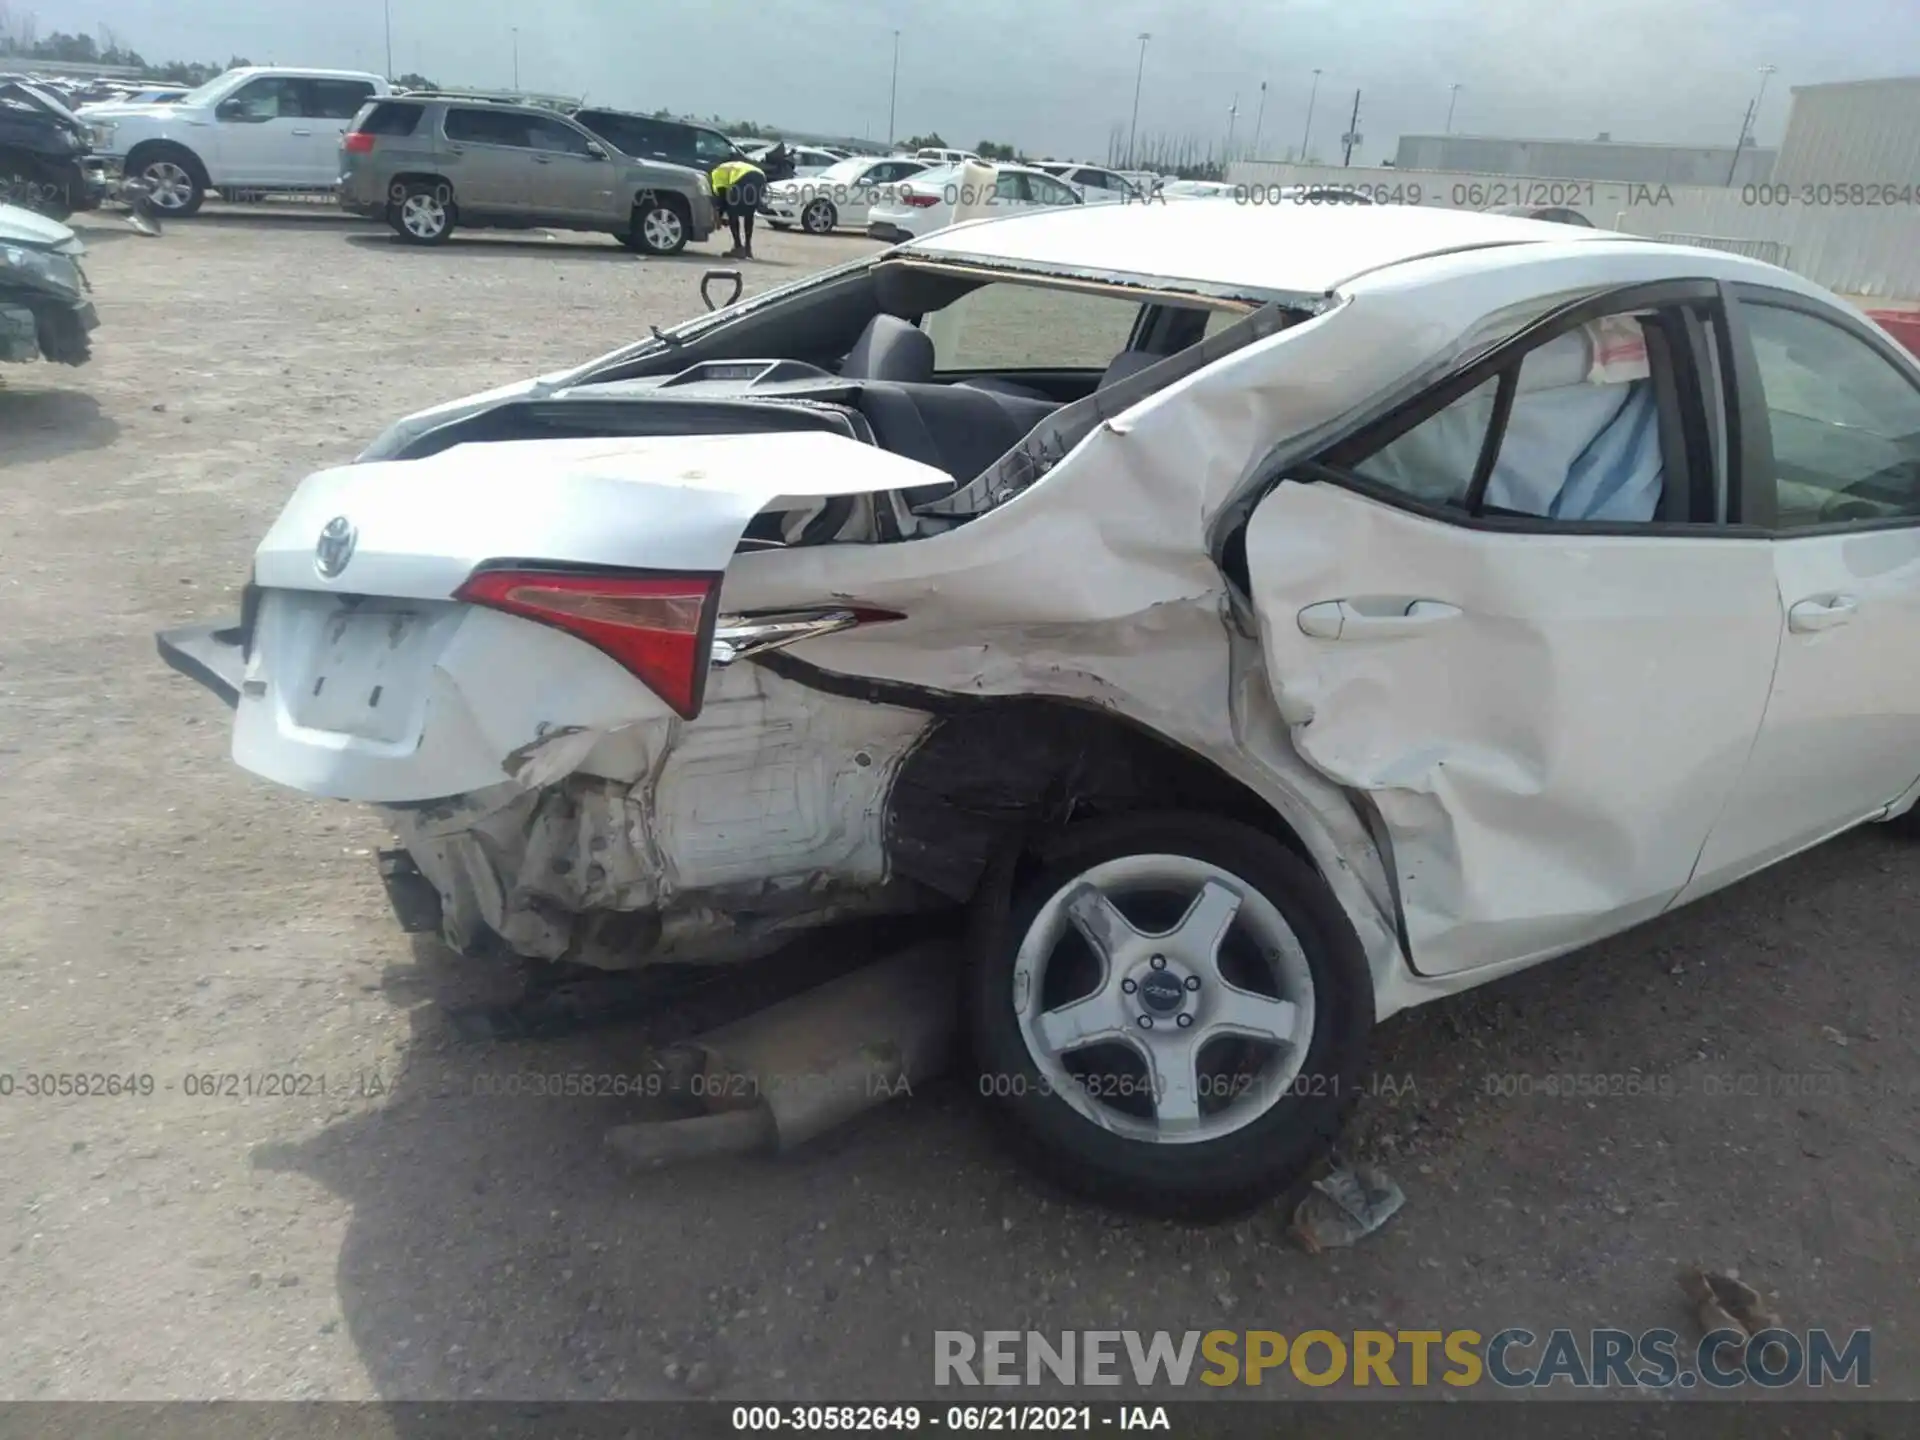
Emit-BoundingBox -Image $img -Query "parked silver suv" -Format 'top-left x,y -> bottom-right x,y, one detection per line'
338,95 -> 714,252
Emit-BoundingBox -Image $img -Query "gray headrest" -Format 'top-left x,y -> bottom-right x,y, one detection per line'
1097,350 -> 1162,389
842,314 -> 935,384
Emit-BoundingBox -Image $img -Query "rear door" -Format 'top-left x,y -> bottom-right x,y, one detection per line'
1679,286 -> 1920,897
299,78 -> 377,185
1243,283 -> 1784,975
849,159 -> 921,222
1025,172 -> 1083,210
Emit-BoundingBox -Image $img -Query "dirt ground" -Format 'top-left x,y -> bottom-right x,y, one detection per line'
0,207 -> 1916,1407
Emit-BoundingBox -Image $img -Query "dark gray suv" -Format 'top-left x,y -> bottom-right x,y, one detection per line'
338,96 -> 715,252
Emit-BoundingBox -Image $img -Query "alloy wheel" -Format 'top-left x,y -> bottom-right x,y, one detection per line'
1012,853 -> 1316,1145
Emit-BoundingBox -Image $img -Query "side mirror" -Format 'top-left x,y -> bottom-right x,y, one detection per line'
586,141 -> 608,160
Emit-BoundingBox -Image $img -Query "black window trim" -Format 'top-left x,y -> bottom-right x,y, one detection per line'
1725,279 -> 1920,538
1293,278 -> 1773,540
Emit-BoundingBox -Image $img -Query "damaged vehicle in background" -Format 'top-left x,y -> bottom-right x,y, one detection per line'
0,200 -> 96,366
158,202 -> 1920,1217
0,77 -> 108,219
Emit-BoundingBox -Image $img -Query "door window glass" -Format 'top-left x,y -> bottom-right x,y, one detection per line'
224,76 -> 305,120
1747,304 -> 1920,526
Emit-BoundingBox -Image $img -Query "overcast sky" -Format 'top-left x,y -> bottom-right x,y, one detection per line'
47,0 -> 1920,158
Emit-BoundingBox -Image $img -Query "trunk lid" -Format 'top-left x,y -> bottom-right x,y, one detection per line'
254,431 -> 949,600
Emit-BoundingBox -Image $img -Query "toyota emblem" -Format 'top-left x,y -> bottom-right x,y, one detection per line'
314,516 -> 357,579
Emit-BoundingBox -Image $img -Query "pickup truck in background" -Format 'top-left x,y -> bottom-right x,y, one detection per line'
81,67 -> 391,216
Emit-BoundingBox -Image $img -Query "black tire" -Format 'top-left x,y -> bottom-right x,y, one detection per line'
801,198 -> 837,235
966,812 -> 1374,1220
126,144 -> 205,217
388,180 -> 455,245
626,193 -> 690,255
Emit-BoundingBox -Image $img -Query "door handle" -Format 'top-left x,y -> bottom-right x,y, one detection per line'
1787,594 -> 1859,633
1297,599 -> 1463,640
533,156 -> 552,164
291,128 -> 313,136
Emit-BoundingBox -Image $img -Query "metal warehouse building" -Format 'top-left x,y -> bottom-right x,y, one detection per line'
1392,134 -> 1775,185
1768,76 -> 1920,184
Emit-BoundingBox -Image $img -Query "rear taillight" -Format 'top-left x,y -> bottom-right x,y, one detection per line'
902,192 -> 940,208
342,132 -> 376,154
454,569 -> 719,719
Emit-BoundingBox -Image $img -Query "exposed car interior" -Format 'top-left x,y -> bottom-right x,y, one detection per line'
386,260 -> 1292,534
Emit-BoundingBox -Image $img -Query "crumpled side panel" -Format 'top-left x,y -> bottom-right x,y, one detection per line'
1244,479 -> 1782,976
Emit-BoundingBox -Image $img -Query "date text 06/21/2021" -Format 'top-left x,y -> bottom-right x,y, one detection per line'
729,1406 -> 1170,1432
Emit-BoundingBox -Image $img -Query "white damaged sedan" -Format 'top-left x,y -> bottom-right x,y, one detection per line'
160,203 -> 1920,1216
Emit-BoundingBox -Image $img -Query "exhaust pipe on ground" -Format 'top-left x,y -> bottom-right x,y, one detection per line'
605,940 -> 961,1168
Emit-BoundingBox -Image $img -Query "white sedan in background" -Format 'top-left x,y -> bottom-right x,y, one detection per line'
1031,162 -> 1146,204
866,162 -> 1083,241
760,155 -> 932,234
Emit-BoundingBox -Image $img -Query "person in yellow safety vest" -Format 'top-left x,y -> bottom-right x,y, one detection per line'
710,156 -> 768,260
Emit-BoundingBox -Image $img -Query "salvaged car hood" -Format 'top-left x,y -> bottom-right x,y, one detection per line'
0,201 -> 78,250
253,431 -> 951,600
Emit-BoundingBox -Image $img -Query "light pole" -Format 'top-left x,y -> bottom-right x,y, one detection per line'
1726,63 -> 1777,183
1445,82 -> 1461,134
1126,32 -> 1150,170
383,0 -> 393,79
1250,79 -> 1267,159
1299,67 -> 1322,163
1225,93 -> 1239,160
887,29 -> 900,147
510,27 -> 519,91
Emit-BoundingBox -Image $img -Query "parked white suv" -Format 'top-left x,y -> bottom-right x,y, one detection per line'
82,66 -> 391,216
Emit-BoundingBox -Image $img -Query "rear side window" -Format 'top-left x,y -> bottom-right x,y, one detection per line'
693,130 -> 737,166
923,282 -> 1142,373
354,101 -> 422,136
1329,308 -> 1689,525
445,108 -> 533,147
309,79 -> 376,120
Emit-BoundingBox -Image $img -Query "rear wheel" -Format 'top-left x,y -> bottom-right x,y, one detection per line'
967,813 -> 1374,1219
128,147 -> 204,217
625,194 -> 689,255
390,181 -> 455,244
801,198 -> 837,234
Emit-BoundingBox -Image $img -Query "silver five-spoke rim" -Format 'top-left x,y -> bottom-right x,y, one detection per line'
804,200 -> 833,233
1013,854 -> 1315,1145
400,194 -> 446,237
142,161 -> 194,211
642,207 -> 683,249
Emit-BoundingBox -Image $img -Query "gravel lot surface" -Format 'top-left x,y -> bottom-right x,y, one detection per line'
0,208 -> 1914,1409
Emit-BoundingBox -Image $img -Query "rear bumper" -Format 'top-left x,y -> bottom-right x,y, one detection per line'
156,620 -> 245,708
336,172 -> 387,218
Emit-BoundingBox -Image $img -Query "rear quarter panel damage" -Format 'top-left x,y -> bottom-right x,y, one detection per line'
389,663 -> 932,965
